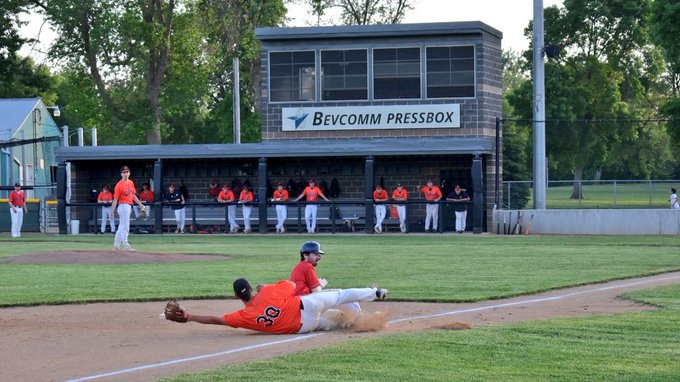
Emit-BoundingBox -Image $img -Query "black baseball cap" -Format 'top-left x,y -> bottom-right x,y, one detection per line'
120,166 -> 130,172
14,182 -> 20,187
233,278 -> 252,299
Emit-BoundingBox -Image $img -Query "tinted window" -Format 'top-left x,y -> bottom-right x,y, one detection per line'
373,48 -> 421,99
321,49 -> 368,101
426,46 -> 475,98
269,51 -> 316,102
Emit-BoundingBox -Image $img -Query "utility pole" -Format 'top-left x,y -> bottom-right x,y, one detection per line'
533,0 -> 546,209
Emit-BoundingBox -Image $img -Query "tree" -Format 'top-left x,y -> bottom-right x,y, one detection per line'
295,0 -> 412,25
0,0 -> 30,77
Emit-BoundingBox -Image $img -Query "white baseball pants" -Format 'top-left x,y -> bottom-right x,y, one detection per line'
227,204 -> 238,231
455,210 -> 467,232
10,207 -> 24,238
298,287 -> 378,333
174,208 -> 186,232
304,204 -> 318,233
242,205 -> 252,230
275,204 -> 287,231
101,206 -> 115,233
114,204 -> 132,249
425,203 -> 439,231
396,204 -> 406,232
374,204 -> 386,231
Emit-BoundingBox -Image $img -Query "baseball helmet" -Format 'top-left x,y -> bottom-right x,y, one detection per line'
300,241 -> 324,255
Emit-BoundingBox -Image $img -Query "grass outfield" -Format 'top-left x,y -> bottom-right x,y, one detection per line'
1,234 -> 679,306
158,285 -> 680,382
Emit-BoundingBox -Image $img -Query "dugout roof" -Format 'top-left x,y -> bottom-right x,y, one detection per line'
55,136 -> 494,162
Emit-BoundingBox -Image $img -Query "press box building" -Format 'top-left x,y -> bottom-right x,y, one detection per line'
55,21 -> 503,233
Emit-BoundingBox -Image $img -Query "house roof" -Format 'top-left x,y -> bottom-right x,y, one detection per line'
255,21 -> 502,42
0,98 -> 42,141
56,136 -> 494,162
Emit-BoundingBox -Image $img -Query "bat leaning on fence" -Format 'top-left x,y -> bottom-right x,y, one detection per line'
512,211 -> 522,235
524,214 -> 535,235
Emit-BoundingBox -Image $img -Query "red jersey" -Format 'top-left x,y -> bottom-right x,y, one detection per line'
290,261 -> 320,296
239,190 -> 254,202
373,189 -> 388,201
273,189 -> 289,201
222,280 -> 302,334
301,186 -> 325,202
392,188 -> 408,201
139,189 -> 154,203
420,186 -> 442,202
98,190 -> 113,203
218,190 -> 234,202
114,179 -> 137,205
9,190 -> 26,207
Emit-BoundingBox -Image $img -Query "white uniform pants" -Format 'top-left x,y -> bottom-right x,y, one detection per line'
10,207 -> 24,238
174,208 -> 186,231
227,205 -> 238,231
275,204 -> 287,230
374,205 -> 386,231
101,206 -> 115,233
455,210 -> 467,232
242,205 -> 252,230
396,204 -> 406,232
305,204 -> 318,233
114,204 -> 132,249
298,288 -> 377,333
425,203 -> 439,231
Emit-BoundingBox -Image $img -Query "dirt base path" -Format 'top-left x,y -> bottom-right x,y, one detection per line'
2,272 -> 679,382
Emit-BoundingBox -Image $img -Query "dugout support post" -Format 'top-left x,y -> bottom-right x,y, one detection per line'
364,156 -> 375,233
258,157 -> 268,233
472,153 -> 483,234
153,159 -> 163,234
57,161 -> 67,234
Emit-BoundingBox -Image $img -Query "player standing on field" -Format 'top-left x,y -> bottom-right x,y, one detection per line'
373,185 -> 389,233
392,183 -> 408,233
293,179 -> 330,233
8,182 -> 28,238
272,182 -> 289,233
97,185 -> 116,234
165,183 -> 186,233
420,179 -> 442,232
111,166 -> 146,251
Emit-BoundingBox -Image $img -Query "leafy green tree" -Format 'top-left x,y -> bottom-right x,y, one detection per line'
294,0 -> 412,25
0,0 -> 29,77
0,55 -> 57,101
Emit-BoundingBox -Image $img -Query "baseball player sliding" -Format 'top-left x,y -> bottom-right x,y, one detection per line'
163,278 -> 388,334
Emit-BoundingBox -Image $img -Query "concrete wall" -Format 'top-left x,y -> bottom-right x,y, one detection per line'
494,209 -> 680,235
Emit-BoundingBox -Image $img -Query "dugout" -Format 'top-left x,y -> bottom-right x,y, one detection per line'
55,21 -> 503,234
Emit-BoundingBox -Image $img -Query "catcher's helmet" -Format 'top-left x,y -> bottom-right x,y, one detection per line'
300,241 -> 324,255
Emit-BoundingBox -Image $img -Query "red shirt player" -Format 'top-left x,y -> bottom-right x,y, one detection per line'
8,182 -> 28,238
290,241 -> 327,296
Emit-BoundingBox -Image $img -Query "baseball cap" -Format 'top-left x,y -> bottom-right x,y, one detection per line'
376,184 -> 383,189
168,183 -> 176,188
427,179 -> 434,183
396,183 -> 402,187
233,278 -> 252,299
222,184 -> 229,189
308,179 -> 315,183
120,166 -> 130,172
277,181 -> 283,186
14,182 -> 20,187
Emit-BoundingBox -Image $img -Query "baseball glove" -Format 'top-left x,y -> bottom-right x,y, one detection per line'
139,205 -> 148,217
164,300 -> 189,323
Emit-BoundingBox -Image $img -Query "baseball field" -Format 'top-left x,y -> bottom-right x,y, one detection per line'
1,234 -> 680,381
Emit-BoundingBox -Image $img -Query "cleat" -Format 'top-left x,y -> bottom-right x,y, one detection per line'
375,288 -> 388,300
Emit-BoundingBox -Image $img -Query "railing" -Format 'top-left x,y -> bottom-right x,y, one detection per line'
61,199 -> 474,234
502,179 -> 680,209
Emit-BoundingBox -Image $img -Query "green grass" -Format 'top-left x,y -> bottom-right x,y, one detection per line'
521,181 -> 676,209
1,234 -> 680,306
159,285 -> 680,382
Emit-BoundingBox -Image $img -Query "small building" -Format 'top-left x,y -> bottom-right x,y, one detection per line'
55,21 -> 503,234
0,98 -> 61,199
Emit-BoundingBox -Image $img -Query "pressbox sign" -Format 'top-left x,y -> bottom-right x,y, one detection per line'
282,104 -> 461,131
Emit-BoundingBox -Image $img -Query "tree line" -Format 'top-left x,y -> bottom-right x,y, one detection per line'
2,1 -> 679,196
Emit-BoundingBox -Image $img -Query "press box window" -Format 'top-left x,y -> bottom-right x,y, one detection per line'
426,46 -> 475,98
321,49 -> 368,101
373,47 -> 421,99
269,51 -> 316,102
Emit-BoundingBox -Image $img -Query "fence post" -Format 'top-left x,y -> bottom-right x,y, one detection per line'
648,180 -> 652,207
507,182 -> 512,209
613,180 -> 617,208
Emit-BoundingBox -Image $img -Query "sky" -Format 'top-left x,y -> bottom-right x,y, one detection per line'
19,0 -> 563,67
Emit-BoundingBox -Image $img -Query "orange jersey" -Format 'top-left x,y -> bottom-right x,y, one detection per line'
218,190 -> 234,202
239,190 -> 254,202
222,280 -> 302,334
420,186 -> 442,202
373,189 -> 388,201
97,190 -> 113,203
273,189 -> 289,201
114,179 -> 137,205
9,190 -> 26,207
139,189 -> 154,203
392,188 -> 408,201
301,186 -> 325,202
290,261 -> 320,296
